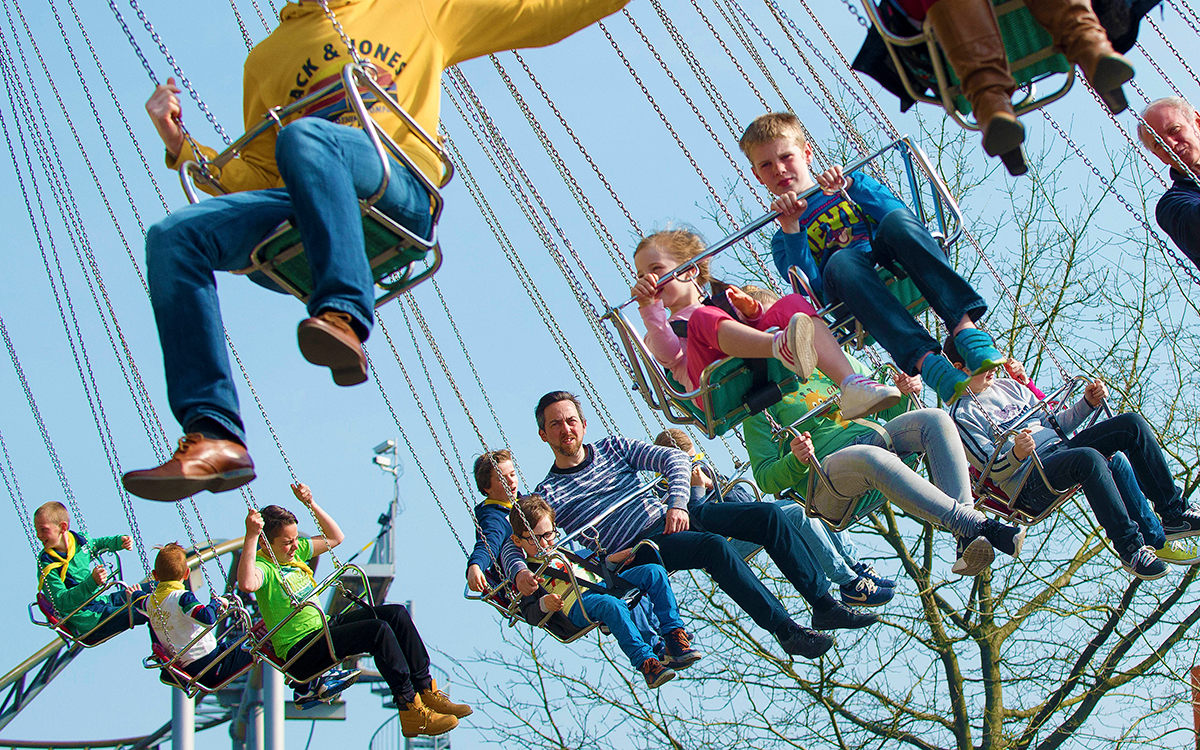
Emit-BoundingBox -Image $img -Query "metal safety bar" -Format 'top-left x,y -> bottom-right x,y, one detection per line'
141,597 -> 257,698
29,553 -> 138,649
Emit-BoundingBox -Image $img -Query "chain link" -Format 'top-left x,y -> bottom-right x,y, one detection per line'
1144,15 -> 1200,89
318,0 -> 365,65
0,422 -> 40,556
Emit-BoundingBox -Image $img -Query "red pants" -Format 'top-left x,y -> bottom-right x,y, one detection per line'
684,294 -> 818,388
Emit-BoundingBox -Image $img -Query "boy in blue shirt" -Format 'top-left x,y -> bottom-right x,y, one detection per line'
465,450 -> 519,594
739,112 -> 1005,406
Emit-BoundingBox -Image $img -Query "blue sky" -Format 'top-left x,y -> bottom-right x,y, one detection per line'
0,0 -> 1196,747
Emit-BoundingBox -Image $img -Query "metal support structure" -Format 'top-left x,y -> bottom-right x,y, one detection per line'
262,667 -> 284,750
172,688 -> 195,750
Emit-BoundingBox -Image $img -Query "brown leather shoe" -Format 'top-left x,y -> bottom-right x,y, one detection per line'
297,311 -> 368,386
122,434 -> 255,502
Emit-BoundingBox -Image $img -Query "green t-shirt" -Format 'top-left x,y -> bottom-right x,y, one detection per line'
254,537 -> 324,659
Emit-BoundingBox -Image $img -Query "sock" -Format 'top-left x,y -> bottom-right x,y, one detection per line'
771,330 -> 793,367
187,417 -> 243,447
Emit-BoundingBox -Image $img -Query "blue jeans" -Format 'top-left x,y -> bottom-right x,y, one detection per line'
643,500 -> 828,633
1111,451 -> 1166,549
567,565 -> 684,668
793,509 -> 860,586
145,118 -> 432,441
822,208 -> 987,374
1020,413 -> 1184,556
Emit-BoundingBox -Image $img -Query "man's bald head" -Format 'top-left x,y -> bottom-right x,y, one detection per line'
1139,97 -> 1200,172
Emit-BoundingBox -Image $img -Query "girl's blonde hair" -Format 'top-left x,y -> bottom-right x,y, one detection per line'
634,229 -> 712,286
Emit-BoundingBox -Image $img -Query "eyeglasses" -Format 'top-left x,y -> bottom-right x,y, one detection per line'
520,529 -> 558,545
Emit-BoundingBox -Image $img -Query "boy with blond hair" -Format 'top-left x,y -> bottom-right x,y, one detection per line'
739,112 -> 1006,407
508,494 -> 700,689
34,501 -> 148,643
143,543 -> 255,689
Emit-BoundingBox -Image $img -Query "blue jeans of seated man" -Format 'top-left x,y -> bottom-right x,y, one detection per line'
566,564 -> 684,668
642,500 -> 828,634
145,117 -> 433,442
1019,413 -> 1185,556
792,508 -> 861,587
1111,451 -> 1166,549
821,208 -> 987,375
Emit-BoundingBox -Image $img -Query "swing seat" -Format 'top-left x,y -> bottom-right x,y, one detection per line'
240,212 -> 440,308
29,585 -> 133,648
860,0 -> 1074,130
143,609 -> 257,698
796,264 -> 929,350
790,453 -> 923,532
970,467 -> 1082,525
665,357 -> 801,439
180,62 -> 453,306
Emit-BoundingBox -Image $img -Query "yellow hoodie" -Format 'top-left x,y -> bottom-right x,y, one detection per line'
170,0 -> 627,192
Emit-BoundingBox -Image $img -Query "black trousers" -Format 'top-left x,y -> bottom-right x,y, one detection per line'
287,603 -> 431,704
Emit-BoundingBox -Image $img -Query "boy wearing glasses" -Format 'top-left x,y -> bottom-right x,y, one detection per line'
508,495 -> 700,689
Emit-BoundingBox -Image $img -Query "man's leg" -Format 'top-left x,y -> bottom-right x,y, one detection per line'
788,508 -> 859,586
1110,451 -> 1166,549
689,501 -> 829,604
274,119 -> 433,338
647,529 -> 791,633
144,189 -> 295,443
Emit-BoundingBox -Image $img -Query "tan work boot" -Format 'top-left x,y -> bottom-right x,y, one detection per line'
398,694 -> 458,738
419,679 -> 473,719
1025,0 -> 1134,113
926,0 -> 1027,175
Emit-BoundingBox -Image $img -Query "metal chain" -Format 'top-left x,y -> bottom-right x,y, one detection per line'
318,0 -> 366,65
225,0 -> 254,51
1041,108 -> 1200,291
1084,83 -> 1170,191
687,0 -> 771,111
490,55 -> 633,280
1134,43 -> 1185,99
0,422 -> 40,556
1145,15 -> 1200,89
511,51 -> 644,238
835,0 -> 869,27
1165,0 -> 1200,39
1127,80 -> 1200,188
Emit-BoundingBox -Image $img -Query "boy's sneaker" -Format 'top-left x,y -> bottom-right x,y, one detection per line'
979,518 -> 1026,558
294,668 -> 362,709
852,561 -> 895,588
951,535 -> 995,576
953,328 -> 1007,376
662,628 -> 703,670
811,600 -> 880,631
921,353 -> 971,405
1120,545 -> 1170,580
639,658 -> 676,689
838,375 -> 903,420
839,576 -> 894,607
772,313 -> 818,380
773,619 -> 834,659
1156,538 -> 1200,566
1161,506 -> 1200,541
293,677 -> 326,710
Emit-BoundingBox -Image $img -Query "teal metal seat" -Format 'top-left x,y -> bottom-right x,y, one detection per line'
179,62 -> 453,307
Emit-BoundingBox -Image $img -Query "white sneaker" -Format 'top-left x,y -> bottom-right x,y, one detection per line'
951,535 -> 995,576
839,374 -> 902,420
772,313 -> 818,379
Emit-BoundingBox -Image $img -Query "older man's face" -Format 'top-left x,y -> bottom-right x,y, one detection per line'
1145,104 -> 1200,172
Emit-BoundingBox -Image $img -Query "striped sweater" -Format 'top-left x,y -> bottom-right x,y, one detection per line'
948,378 -> 1095,499
502,436 -> 693,577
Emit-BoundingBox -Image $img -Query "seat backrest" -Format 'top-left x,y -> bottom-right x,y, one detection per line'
666,357 -> 800,437
37,593 -> 61,626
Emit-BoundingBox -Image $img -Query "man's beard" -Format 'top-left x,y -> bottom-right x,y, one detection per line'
553,440 -> 583,459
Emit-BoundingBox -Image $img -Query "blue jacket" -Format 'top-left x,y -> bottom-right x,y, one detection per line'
467,499 -> 512,574
1156,168 -> 1200,269
770,170 -> 906,299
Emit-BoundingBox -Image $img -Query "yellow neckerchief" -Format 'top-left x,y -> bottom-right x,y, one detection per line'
38,532 -> 78,591
257,550 -> 316,598
150,579 -> 186,610
483,495 -> 514,509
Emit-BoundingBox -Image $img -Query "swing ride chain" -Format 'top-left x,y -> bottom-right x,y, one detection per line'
439,121 -> 632,437
1144,15 -> 1200,90
598,18 -> 784,295
0,424 -> 40,556
1041,110 -> 1200,290
1164,0 -> 1200,41
489,56 -> 634,279
511,50 -> 645,239
364,343 -> 472,558
224,329 -> 298,482
1134,43 -> 1185,99
685,0 -> 772,112
1085,83 -> 1170,191
319,0 -> 367,66
225,0 -> 255,52
834,0 -> 870,27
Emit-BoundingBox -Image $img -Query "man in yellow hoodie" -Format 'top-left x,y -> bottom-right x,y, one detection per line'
125,0 -> 629,503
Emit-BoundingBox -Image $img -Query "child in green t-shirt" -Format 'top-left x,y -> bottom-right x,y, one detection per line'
237,484 -> 471,739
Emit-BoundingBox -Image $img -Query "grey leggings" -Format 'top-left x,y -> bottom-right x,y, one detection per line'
811,408 -> 985,539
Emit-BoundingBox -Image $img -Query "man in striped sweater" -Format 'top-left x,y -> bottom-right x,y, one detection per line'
502,391 -> 879,659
